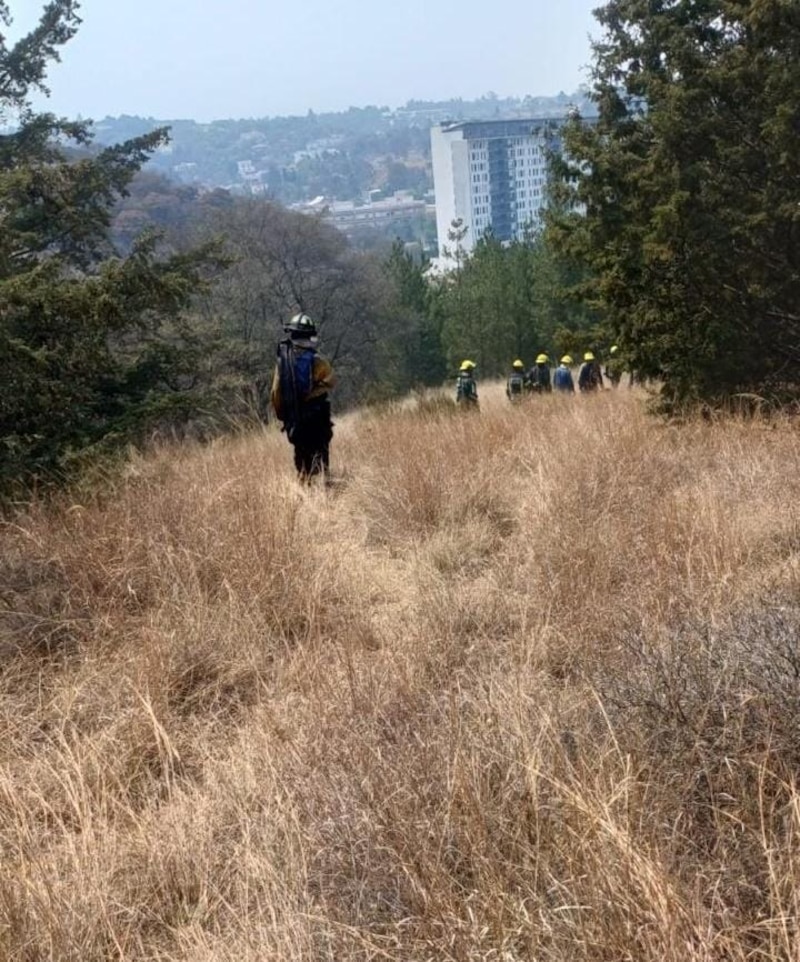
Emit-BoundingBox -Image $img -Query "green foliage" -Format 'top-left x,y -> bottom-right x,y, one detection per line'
0,4 -> 222,495
0,1 -> 80,107
433,224 -> 597,376
382,241 -> 446,390
552,0 -> 800,407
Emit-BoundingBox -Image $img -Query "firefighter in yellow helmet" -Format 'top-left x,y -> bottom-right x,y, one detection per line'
578,351 -> 604,392
604,344 -> 623,387
456,360 -> 479,407
553,355 -> 576,393
528,353 -> 552,393
506,359 -> 526,401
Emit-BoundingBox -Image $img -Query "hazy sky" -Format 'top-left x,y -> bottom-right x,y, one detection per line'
8,0 -> 600,121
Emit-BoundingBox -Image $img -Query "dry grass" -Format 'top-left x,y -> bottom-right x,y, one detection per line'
1,383 -> 799,960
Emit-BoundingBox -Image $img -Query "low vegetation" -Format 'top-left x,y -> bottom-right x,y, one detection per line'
1,387 -> 799,961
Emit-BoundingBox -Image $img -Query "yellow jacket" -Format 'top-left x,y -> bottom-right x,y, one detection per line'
270,347 -> 335,422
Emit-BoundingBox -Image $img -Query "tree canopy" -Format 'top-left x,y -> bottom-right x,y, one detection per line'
551,0 -> 800,406
0,2 -> 220,495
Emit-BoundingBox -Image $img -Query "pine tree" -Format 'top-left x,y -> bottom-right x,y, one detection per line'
0,2 -> 220,493
552,0 -> 800,406
384,240 -> 446,388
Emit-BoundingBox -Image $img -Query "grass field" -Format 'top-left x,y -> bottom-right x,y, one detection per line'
1,384 -> 799,961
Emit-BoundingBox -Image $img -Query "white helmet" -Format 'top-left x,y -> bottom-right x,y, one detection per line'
285,313 -> 317,337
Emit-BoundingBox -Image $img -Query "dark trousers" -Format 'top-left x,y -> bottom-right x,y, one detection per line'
288,406 -> 333,481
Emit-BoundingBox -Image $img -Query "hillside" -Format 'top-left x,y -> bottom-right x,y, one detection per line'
1,386 -> 799,961
92,91 -> 595,202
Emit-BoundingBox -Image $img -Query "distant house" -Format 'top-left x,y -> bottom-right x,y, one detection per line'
172,162 -> 198,183
294,191 -> 432,239
236,159 -> 268,192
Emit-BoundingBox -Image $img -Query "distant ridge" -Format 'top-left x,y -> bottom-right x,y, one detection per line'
91,90 -> 596,203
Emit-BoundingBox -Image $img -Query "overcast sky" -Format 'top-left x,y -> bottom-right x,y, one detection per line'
7,0 -> 600,121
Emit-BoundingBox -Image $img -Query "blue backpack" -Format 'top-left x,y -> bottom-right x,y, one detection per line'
553,366 -> 573,391
277,341 -> 316,426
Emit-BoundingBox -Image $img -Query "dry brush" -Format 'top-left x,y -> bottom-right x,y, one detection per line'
0,385 -> 799,960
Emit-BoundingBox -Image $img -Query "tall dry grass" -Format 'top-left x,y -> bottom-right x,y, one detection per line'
1,383 -> 799,960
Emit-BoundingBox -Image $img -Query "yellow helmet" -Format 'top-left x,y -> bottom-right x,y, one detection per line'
535,353 -> 549,364
583,351 -> 595,362
512,359 -> 524,369
460,359 -> 475,372
561,355 -> 573,365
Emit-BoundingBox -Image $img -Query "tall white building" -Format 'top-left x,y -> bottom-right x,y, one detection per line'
430,118 -> 560,264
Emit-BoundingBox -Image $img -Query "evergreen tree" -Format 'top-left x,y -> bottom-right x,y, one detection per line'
436,231 -> 590,375
383,240 -> 446,388
0,2 -> 220,493
442,232 -> 514,374
552,0 -> 800,406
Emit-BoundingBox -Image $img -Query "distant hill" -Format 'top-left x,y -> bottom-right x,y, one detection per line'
91,91 -> 596,206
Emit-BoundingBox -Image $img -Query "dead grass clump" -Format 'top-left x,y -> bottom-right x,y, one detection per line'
585,601 -> 800,950
351,410 -> 518,550
412,390 -> 459,419
0,541 -> 85,660
362,387 -> 459,422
